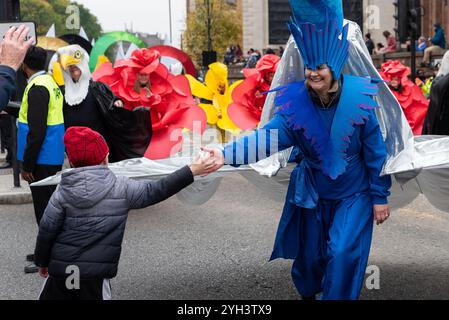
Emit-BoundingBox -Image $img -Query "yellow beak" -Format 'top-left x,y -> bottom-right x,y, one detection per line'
52,62 -> 65,86
59,54 -> 81,70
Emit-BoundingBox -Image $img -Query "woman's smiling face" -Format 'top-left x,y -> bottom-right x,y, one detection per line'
305,64 -> 333,94
138,73 -> 150,86
390,77 -> 400,89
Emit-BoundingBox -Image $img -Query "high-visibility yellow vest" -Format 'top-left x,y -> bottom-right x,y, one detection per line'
17,73 -> 65,165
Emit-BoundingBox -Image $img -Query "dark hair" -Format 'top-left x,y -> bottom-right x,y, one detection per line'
23,46 -> 47,71
377,43 -> 384,48
383,30 -> 390,38
365,33 -> 371,39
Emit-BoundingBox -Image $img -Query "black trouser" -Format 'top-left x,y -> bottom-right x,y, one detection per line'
28,164 -> 62,225
0,114 -> 12,163
39,277 -> 111,300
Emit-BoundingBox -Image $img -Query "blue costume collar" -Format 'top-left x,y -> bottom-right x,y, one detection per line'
273,74 -> 380,180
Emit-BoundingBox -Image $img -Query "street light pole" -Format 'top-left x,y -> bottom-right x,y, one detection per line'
169,0 -> 173,45
0,0 -> 20,22
2,0 -> 21,188
205,0 -> 212,51
409,2 -> 420,81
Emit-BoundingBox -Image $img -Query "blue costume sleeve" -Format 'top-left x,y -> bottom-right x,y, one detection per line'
361,110 -> 392,205
223,115 -> 296,167
0,65 -> 16,111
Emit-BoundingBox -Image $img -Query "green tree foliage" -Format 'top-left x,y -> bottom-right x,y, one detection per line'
74,2 -> 102,39
183,0 -> 242,68
21,0 -> 102,39
21,0 -> 64,35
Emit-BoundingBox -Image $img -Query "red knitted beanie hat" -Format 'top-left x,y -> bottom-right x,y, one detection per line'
64,126 -> 109,168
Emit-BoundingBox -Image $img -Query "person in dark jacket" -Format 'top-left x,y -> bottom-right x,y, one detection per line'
0,66 -> 15,111
422,23 -> 447,66
0,25 -> 34,110
422,50 -> 449,135
365,33 -> 375,55
422,73 -> 449,135
18,46 -> 65,274
0,112 -> 13,168
0,25 -> 33,170
35,126 -> 215,300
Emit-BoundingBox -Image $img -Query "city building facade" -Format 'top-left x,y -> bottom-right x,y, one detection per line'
185,1 -> 449,56
241,0 -> 449,53
422,0 -> 449,39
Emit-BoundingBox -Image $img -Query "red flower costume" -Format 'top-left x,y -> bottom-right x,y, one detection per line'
380,60 -> 429,135
93,48 -> 206,159
228,54 -> 280,130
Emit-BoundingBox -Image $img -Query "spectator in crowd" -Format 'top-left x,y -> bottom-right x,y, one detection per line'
422,23 -> 447,67
230,46 -> 236,59
0,112 -> 12,168
235,45 -> 243,62
416,36 -> 428,52
246,49 -> 259,68
224,47 -> 234,65
434,50 -> 449,84
265,47 -> 276,55
422,50 -> 449,135
365,33 -> 375,55
382,31 -> 397,53
0,25 -> 34,111
279,46 -> 285,57
374,43 -> 385,55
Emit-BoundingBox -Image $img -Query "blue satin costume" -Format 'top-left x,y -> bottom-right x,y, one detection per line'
223,74 -> 392,300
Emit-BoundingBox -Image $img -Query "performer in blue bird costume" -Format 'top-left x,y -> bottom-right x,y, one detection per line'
204,0 -> 392,300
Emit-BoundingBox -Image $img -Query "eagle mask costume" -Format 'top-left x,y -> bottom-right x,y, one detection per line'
57,45 -> 152,161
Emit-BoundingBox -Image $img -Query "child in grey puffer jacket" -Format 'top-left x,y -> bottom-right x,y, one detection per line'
35,126 -> 216,300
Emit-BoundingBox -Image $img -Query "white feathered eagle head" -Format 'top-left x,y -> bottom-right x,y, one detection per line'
56,44 -> 92,106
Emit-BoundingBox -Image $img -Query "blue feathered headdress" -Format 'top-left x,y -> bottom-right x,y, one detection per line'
288,0 -> 349,80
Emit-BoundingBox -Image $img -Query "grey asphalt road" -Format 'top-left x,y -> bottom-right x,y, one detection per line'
1,173 -> 449,300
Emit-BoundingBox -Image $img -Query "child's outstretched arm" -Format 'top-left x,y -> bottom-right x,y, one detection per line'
126,154 -> 216,210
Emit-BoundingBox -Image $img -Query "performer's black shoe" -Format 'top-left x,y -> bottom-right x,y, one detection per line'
26,254 -> 35,262
24,263 -> 38,274
301,295 -> 316,301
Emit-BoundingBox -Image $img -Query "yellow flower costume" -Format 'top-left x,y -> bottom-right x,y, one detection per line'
186,62 -> 242,136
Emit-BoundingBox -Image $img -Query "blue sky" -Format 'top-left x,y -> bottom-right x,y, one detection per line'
75,0 -> 187,47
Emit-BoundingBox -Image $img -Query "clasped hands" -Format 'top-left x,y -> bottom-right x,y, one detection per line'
189,147 -> 225,177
